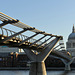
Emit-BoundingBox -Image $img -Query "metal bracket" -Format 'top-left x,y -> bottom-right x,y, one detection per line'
23,27 -> 35,30
36,31 -> 45,34
3,19 -> 19,24
0,19 -> 19,28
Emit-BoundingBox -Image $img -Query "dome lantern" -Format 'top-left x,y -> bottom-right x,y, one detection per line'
72,24 -> 75,33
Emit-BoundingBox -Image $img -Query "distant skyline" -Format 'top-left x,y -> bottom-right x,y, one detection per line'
0,0 -> 75,47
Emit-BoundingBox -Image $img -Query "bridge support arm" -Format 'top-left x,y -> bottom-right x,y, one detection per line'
23,49 -> 36,61
37,38 -> 61,61
24,49 -> 47,75
61,57 -> 75,71
65,64 -> 71,71
23,37 -> 61,75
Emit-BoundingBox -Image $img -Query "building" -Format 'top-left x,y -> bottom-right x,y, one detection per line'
0,46 -> 19,53
0,46 -> 29,67
66,25 -> 75,57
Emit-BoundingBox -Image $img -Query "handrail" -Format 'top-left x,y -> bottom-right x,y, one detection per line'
0,27 -> 42,45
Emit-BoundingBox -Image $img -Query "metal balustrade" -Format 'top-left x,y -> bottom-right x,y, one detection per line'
0,27 -> 42,45
0,27 -> 65,50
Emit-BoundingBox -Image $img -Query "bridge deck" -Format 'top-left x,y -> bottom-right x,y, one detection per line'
0,34 -> 43,51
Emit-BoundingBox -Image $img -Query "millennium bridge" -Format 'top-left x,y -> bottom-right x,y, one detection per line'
0,12 -> 74,75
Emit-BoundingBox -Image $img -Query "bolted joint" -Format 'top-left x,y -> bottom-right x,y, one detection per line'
8,19 -> 19,23
60,36 -> 63,40
45,34 -> 52,36
30,27 -> 35,30
36,31 -> 45,34
3,20 -> 9,24
2,19 -> 19,24
10,19 -> 19,23
23,27 -> 35,31
55,36 -> 63,40
52,35 -> 57,37
58,36 -> 63,40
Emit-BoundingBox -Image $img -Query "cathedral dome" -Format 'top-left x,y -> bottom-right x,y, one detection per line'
68,25 -> 75,40
68,33 -> 75,40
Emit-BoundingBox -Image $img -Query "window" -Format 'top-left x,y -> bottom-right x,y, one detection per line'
73,43 -> 75,48
67,43 -> 71,48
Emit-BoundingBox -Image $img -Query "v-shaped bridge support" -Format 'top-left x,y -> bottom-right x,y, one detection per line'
24,37 -> 61,75
61,57 -> 75,71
